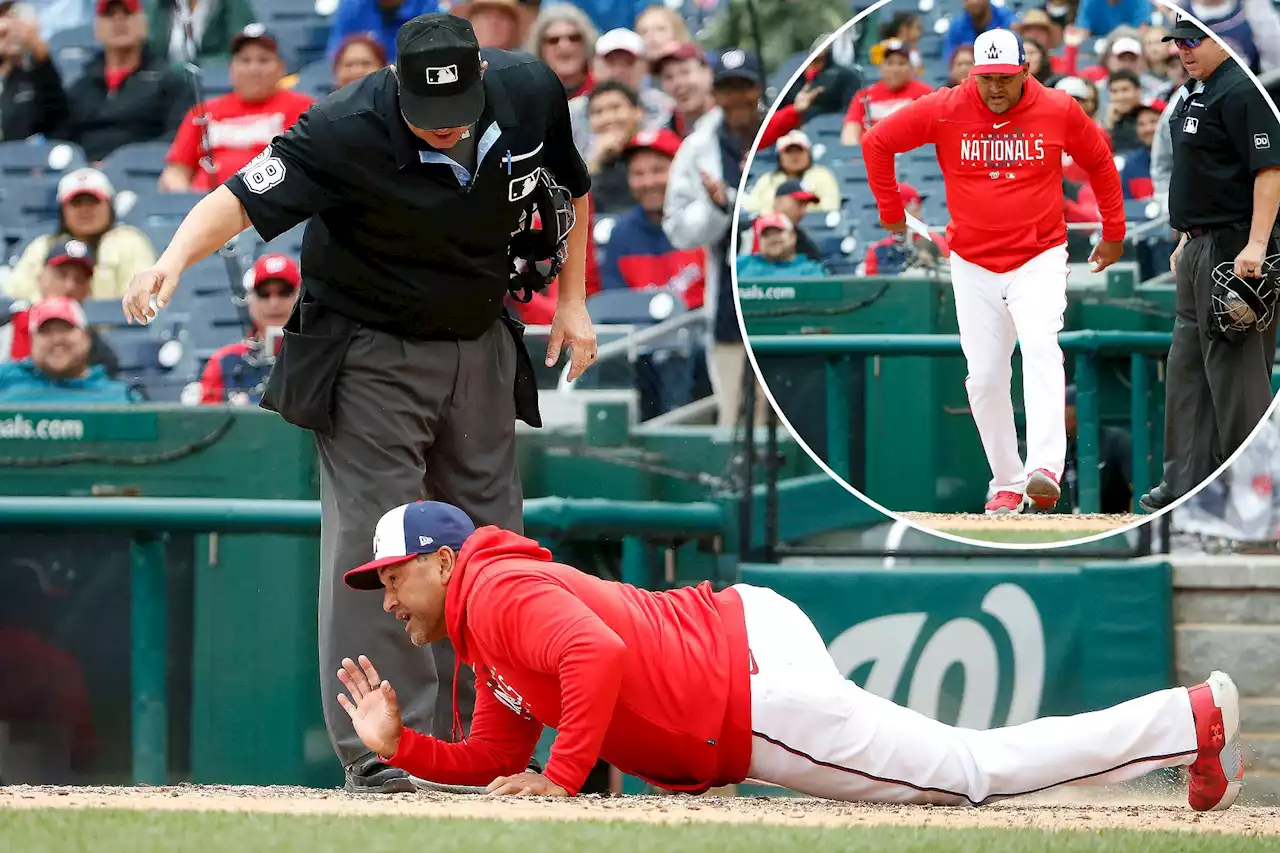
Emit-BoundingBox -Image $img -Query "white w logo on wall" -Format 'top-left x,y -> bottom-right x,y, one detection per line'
827,583 -> 1045,729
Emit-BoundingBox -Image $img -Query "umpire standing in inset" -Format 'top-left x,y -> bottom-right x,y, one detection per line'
120,14 -> 596,792
1140,12 -> 1280,512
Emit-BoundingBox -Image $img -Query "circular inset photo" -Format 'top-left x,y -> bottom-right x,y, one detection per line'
732,1 -> 1280,547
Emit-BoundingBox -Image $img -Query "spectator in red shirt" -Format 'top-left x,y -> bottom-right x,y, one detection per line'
160,25 -> 314,193
652,42 -> 714,138
841,39 -> 934,146
198,253 -> 300,405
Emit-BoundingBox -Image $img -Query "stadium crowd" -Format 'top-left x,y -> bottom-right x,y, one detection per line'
1,0 -> 1279,426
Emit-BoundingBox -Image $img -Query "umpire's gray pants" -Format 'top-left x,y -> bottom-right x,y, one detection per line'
1160,230 -> 1279,497
316,320 -> 523,768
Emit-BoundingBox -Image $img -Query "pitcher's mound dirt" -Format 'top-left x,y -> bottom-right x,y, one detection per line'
1,785 -> 1276,836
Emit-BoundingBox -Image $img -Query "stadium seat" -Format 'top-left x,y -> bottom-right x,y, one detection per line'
0,139 -> 88,177
101,141 -> 175,192
273,20 -> 331,71
586,289 -> 676,325
0,174 -> 61,224
193,60 -> 234,97
265,0 -> 328,23
48,24 -> 96,84
133,192 -> 203,225
255,222 -> 307,258
186,255 -> 243,297
804,113 -> 844,137
292,59 -> 334,100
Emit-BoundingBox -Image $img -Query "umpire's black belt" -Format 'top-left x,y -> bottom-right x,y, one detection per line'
1185,222 -> 1251,239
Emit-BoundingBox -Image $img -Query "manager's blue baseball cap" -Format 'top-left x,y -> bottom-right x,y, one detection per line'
344,500 -> 476,590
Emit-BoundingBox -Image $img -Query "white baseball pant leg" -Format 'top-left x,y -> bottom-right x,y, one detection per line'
950,244 -> 1070,495
736,583 -> 1198,806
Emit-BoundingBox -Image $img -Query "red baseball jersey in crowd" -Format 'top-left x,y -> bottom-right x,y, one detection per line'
380,527 -> 752,796
862,75 -> 1125,273
167,89 -> 314,191
844,79 -> 936,130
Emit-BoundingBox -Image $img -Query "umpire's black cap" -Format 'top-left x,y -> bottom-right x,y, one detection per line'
1163,11 -> 1212,42
396,14 -> 485,131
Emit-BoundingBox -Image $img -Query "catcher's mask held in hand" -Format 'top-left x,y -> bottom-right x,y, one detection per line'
508,168 -> 576,303
1211,254 -> 1280,337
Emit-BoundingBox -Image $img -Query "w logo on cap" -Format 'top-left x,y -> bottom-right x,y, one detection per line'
427,65 -> 459,84
986,44 -> 1002,59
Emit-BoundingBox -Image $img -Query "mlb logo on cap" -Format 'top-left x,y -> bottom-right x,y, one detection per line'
972,29 -> 1027,76
427,64 -> 459,84
344,500 -> 476,590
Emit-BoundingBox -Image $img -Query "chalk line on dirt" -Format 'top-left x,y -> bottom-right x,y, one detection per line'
1,786 -> 1276,836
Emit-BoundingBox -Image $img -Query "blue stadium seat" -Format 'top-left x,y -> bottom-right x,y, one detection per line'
194,61 -> 234,97
186,255 -> 242,297
0,139 -> 88,177
264,0 -> 329,22
585,289 -> 677,325
133,192 -> 203,225
0,174 -> 61,224
273,20 -> 331,71
48,24 -> 96,84
255,222 -> 306,258
101,141 -> 174,192
293,59 -> 334,100
81,299 -> 127,328
804,113 -> 844,137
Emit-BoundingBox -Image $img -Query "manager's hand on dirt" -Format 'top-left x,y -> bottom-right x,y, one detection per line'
336,655 -> 403,760
122,263 -> 182,325
486,771 -> 570,797
547,300 -> 598,382
1088,239 -> 1124,273
1233,239 -> 1268,279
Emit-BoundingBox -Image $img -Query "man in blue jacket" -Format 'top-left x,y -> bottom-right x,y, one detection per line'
0,297 -> 136,404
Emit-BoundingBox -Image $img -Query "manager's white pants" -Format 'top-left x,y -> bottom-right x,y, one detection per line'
737,584 -> 1198,805
950,244 -> 1070,495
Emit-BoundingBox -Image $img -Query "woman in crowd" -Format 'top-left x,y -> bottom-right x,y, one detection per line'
744,130 -> 841,214
945,44 -> 973,87
634,4 -> 691,63
4,168 -> 155,303
331,33 -> 387,91
526,3 -> 597,99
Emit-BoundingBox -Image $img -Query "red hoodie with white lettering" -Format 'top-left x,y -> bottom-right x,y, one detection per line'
861,75 -> 1125,274
381,527 -> 753,795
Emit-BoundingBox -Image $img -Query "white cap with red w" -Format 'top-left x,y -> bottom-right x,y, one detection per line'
972,29 -> 1027,76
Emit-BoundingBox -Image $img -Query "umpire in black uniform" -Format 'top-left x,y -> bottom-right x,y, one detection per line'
122,15 -> 597,792
1140,13 -> 1280,512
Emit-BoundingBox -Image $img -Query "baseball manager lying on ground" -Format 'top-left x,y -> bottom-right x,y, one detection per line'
336,500 -> 1244,811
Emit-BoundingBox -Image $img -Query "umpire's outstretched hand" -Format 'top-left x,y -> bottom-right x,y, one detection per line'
123,261 -> 183,325
546,300 -> 598,382
336,655 -> 403,760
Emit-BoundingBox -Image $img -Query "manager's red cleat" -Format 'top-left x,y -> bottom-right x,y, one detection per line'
1186,671 -> 1244,812
1025,469 -> 1061,510
984,491 -> 1024,515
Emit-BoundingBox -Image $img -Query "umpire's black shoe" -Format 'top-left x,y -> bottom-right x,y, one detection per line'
1139,483 -> 1176,513
344,753 -> 417,794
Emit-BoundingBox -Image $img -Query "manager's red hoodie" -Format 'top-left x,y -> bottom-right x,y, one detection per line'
862,75 -> 1125,274
382,527 -> 753,795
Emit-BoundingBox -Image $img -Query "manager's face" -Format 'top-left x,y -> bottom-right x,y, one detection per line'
378,550 -> 456,646
975,67 -> 1027,114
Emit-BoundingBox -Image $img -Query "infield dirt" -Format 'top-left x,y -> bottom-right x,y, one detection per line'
1,785 -> 1276,836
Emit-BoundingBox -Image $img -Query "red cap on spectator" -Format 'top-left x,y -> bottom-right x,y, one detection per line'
29,297 -> 88,334
651,42 -> 705,73
753,212 -> 793,236
622,128 -> 682,160
899,183 -> 923,205
230,23 -> 280,56
96,0 -> 141,13
252,254 -> 301,290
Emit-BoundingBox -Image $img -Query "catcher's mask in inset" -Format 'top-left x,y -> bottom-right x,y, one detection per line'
508,168 -> 576,303
1210,254 -> 1280,337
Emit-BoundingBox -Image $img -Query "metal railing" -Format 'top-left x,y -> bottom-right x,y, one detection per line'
748,331 -> 1173,513
0,496 -> 725,787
